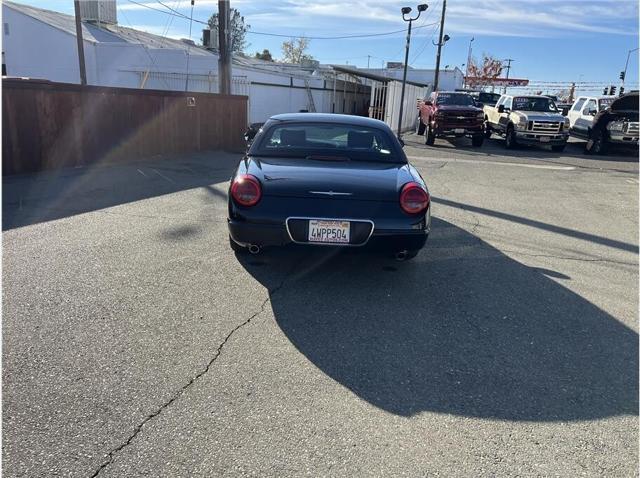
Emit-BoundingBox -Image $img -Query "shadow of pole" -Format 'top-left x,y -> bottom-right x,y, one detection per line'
432,197 -> 639,254
237,218 -> 638,421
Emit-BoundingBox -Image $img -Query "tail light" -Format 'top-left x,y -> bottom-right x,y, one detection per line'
400,182 -> 429,214
231,174 -> 262,207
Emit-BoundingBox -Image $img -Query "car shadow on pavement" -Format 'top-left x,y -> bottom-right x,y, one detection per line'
2,151 -> 239,230
238,217 -> 638,421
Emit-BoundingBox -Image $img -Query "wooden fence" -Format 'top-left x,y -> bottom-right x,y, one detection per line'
2,78 -> 248,175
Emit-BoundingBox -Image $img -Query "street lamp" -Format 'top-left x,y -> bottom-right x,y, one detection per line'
621,47 -> 639,93
397,3 -> 428,139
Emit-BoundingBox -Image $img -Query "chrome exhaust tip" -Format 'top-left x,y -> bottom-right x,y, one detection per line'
395,250 -> 408,261
248,244 -> 261,254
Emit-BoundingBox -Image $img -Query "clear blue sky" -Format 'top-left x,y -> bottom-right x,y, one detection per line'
14,0 -> 640,93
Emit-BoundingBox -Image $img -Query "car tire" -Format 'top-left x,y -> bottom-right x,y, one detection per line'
471,135 -> 484,147
505,126 -> 517,149
484,120 -> 492,139
229,235 -> 247,254
551,144 -> 566,153
585,130 -> 608,155
425,125 -> 436,146
416,116 -> 426,136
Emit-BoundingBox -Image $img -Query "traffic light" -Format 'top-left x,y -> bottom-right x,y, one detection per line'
610,86 -> 616,96
603,87 -> 608,95
620,71 -> 625,81
619,86 -> 625,96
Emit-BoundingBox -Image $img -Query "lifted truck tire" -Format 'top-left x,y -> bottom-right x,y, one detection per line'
585,130 -> 608,155
471,135 -> 484,147
505,126 -> 517,149
425,125 -> 436,146
484,120 -> 492,139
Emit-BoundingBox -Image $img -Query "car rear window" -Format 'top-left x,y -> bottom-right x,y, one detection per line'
253,122 -> 402,162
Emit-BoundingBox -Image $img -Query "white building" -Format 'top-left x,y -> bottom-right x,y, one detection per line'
357,66 -> 465,92
2,1 -> 427,130
2,1 -> 375,124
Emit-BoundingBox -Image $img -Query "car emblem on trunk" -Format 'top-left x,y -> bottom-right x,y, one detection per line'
309,191 -> 353,196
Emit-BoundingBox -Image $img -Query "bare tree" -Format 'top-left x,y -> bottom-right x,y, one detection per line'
281,37 -> 313,64
466,54 -> 503,89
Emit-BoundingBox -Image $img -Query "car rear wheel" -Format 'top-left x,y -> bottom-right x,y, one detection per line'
471,135 -> 484,147
505,126 -> 517,149
416,116 -> 426,135
425,125 -> 436,146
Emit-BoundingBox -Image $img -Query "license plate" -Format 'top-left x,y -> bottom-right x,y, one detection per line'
308,220 -> 350,244
540,136 -> 551,143
454,128 -> 465,134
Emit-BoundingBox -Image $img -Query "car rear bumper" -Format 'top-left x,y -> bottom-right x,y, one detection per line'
228,216 -> 430,251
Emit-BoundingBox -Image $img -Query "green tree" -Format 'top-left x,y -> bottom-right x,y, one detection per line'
281,37 -> 313,64
254,49 -> 274,62
207,8 -> 250,55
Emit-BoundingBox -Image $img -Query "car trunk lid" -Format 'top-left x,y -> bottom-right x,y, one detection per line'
247,156 -> 409,202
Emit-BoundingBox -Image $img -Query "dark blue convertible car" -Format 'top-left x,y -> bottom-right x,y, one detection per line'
228,113 -> 431,260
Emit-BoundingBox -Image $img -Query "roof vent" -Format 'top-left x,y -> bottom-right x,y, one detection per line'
80,0 -> 117,25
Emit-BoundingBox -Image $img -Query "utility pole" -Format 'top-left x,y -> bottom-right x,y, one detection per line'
502,58 -> 513,94
432,0 -> 447,92
73,0 -> 87,85
185,0 -> 195,91
218,0 -> 232,95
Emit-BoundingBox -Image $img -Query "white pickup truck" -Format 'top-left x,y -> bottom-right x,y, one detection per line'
567,93 -> 639,154
483,95 -> 570,151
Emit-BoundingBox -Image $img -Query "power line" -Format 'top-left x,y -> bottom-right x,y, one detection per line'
124,1 -> 439,40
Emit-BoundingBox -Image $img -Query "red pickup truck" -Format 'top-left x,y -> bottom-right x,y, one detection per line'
417,91 -> 485,147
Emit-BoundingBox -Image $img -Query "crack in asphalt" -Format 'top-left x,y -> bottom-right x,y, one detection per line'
89,272 -> 290,478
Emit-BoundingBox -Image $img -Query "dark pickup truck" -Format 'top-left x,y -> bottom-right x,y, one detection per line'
417,91 -> 485,147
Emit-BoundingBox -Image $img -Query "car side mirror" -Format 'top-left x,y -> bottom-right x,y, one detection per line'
498,105 -> 505,113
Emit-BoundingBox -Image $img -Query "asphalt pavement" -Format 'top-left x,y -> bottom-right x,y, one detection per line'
3,136 -> 638,477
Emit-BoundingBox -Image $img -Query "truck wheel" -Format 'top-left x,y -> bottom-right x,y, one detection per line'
551,144 -> 566,153
505,126 -> 517,149
416,116 -> 426,136
484,120 -> 492,139
471,135 -> 484,147
585,130 -> 608,155
425,125 -> 436,146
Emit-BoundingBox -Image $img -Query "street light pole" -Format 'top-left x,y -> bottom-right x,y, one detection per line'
464,36 -> 473,89
502,58 -> 513,94
397,4 -> 428,139
621,47 -> 639,91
